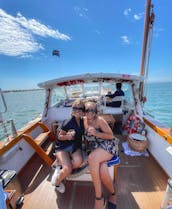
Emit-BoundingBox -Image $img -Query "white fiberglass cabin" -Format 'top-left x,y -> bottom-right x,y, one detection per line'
39,72 -> 172,177
39,73 -> 139,123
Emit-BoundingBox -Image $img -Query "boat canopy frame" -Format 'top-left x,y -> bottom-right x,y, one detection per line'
38,73 -> 144,89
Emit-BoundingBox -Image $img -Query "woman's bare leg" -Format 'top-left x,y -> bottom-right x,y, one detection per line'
88,148 -> 112,209
55,151 -> 72,185
55,149 -> 83,185
100,162 -> 116,204
71,149 -> 83,169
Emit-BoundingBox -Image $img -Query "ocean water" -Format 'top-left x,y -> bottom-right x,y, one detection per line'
144,82 -> 172,127
0,82 -> 172,140
0,90 -> 45,139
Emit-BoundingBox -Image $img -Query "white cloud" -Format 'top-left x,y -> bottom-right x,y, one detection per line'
123,8 -> 131,16
120,35 -> 130,45
123,8 -> 143,21
133,13 -> 143,20
0,9 -> 71,57
95,30 -> 101,35
83,8 -> 88,12
74,6 -> 88,19
16,12 -> 70,40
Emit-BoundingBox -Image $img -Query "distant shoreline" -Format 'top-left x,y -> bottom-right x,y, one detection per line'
2,89 -> 44,93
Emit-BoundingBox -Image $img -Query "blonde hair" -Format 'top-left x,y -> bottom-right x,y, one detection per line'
84,99 -> 97,113
84,98 -> 97,105
72,99 -> 85,109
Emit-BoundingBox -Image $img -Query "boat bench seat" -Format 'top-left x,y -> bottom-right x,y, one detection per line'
53,154 -> 120,182
107,155 -> 120,181
100,95 -> 124,115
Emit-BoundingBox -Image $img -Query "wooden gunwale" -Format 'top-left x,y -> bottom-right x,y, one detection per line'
144,117 -> 172,144
0,118 -> 41,156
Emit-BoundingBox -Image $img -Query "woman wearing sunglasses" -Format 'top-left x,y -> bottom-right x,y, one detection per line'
84,100 -> 119,209
51,99 -> 85,193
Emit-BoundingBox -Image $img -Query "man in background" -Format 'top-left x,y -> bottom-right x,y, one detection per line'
105,83 -> 124,107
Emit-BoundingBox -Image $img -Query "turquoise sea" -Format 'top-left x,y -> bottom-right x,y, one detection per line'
144,82 -> 172,127
0,82 -> 172,140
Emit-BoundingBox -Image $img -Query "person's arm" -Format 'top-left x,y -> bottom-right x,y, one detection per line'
106,93 -> 115,98
87,117 -> 114,140
58,119 -> 75,141
58,129 -> 74,141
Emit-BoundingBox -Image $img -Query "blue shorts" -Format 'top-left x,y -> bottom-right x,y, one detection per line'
55,144 -> 76,154
63,144 -> 75,153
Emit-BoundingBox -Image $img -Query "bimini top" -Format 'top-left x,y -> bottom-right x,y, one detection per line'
38,72 -> 144,89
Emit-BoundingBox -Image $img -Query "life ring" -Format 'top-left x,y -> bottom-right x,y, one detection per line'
125,114 -> 140,134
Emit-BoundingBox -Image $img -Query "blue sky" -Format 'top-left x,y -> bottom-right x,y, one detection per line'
0,0 -> 172,90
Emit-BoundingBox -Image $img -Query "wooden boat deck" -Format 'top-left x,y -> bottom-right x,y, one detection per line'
15,135 -> 168,209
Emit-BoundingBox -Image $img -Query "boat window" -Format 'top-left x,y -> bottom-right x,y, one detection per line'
50,87 -> 66,107
66,84 -> 83,98
101,82 -> 134,107
83,83 -> 99,97
101,83 -> 115,95
123,83 -> 134,106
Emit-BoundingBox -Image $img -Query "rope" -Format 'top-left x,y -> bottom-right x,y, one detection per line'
145,18 -> 154,80
143,6 -> 155,106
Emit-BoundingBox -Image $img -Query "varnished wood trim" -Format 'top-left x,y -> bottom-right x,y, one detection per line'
113,164 -> 120,182
0,135 -> 24,156
144,117 -> 172,144
0,118 -> 55,156
34,131 -> 50,145
23,133 -> 53,166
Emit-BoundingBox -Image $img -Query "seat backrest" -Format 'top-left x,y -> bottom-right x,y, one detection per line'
102,95 -> 124,114
111,96 -> 124,107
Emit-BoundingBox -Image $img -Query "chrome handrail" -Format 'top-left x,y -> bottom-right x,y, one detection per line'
0,88 -> 7,114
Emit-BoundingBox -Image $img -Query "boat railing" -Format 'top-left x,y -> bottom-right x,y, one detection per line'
0,89 -> 18,145
0,89 -> 7,114
0,119 -> 17,144
0,118 -> 56,166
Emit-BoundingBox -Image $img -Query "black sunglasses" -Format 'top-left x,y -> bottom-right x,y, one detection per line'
72,107 -> 84,112
85,108 -> 97,113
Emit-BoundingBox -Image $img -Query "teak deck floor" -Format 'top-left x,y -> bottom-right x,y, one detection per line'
17,135 -> 168,209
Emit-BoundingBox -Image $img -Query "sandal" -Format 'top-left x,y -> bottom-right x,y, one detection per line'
108,192 -> 116,209
95,196 -> 106,209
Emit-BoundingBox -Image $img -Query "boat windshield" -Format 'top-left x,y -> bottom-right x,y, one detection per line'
66,84 -> 83,98
49,81 -> 134,108
50,87 -> 66,106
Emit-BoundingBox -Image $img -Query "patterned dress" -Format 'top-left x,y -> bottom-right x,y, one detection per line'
84,128 -> 119,156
